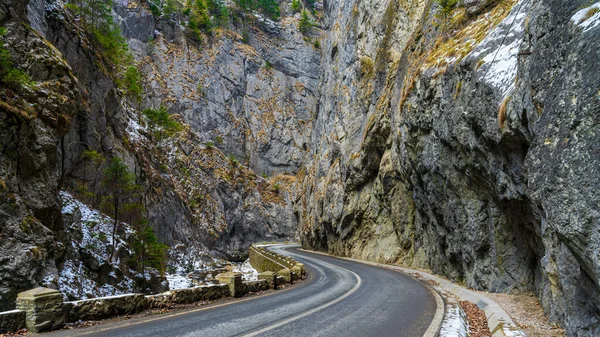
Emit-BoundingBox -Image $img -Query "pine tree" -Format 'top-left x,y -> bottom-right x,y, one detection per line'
299,9 -> 314,35
142,106 -> 182,141
291,0 -> 301,13
102,156 -> 137,261
258,0 -> 280,20
134,221 -> 168,290
78,149 -> 104,204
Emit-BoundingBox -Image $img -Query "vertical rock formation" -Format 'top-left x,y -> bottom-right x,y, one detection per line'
299,0 -> 600,335
1,0 -> 318,307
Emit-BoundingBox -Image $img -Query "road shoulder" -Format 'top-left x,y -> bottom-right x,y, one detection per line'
298,248 -> 528,337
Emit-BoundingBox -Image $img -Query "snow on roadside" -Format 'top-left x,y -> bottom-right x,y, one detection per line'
232,260 -> 259,281
166,274 -> 192,290
571,2 -> 600,33
439,303 -> 468,337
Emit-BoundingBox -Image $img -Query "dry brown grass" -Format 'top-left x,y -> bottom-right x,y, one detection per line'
580,7 -> 599,24
498,95 -> 510,128
454,81 -> 462,100
0,100 -> 35,120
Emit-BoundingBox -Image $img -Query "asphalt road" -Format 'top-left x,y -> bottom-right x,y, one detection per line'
45,245 -> 437,337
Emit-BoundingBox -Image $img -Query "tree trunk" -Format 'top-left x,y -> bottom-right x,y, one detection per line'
110,198 -> 119,262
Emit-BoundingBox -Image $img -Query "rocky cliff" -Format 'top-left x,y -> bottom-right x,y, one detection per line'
299,0 -> 600,335
0,0 -> 317,309
1,0 -> 599,335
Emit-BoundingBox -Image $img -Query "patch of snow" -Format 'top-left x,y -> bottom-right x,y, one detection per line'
439,303 -> 468,337
67,293 -> 137,305
232,259 -> 259,281
166,274 -> 192,290
167,243 -> 212,274
61,191 -> 131,264
0,310 -> 23,315
471,0 -> 531,99
59,191 -> 137,300
126,118 -> 146,142
571,3 -> 600,32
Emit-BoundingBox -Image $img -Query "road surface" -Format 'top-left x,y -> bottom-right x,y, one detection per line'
45,245 -> 437,337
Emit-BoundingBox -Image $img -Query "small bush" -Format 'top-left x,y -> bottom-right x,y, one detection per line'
313,39 -> 320,48
143,106 -> 182,140
299,9 -> 315,35
229,155 -> 239,167
498,95 -> 510,128
291,0 -> 301,13
0,27 -> 32,88
580,7 -> 599,24
205,141 -> 214,149
242,30 -> 250,44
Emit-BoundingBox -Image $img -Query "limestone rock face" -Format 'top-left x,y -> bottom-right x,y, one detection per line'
1,0 -> 310,308
299,0 -> 600,335
0,18 -> 84,309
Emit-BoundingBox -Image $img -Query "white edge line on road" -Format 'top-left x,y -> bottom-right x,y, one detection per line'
242,260 -> 362,337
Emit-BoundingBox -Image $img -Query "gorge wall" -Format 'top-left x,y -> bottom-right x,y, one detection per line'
1,0 -> 316,308
0,0 -> 599,335
299,0 -> 600,335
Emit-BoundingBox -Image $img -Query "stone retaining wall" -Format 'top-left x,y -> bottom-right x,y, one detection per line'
249,245 -> 306,287
66,294 -> 149,321
0,279 -> 272,333
249,246 -> 301,272
0,246 -> 305,333
0,310 -> 25,333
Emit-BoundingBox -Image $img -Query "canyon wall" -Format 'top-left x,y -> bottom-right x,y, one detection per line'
299,0 -> 600,335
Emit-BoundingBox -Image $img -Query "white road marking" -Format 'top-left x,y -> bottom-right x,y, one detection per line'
242,259 -> 362,337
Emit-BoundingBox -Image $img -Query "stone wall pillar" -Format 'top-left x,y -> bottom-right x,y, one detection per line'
16,287 -> 65,333
216,272 -> 243,298
277,268 -> 292,283
258,271 -> 276,289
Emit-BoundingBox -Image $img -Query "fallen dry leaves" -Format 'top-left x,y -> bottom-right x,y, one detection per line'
459,299 -> 492,337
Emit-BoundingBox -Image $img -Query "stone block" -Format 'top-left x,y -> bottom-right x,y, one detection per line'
169,288 -> 199,304
67,294 -> 148,322
216,272 -> 243,298
277,268 -> 292,283
243,280 -> 269,293
292,266 -> 303,280
146,293 -> 172,308
16,287 -> 65,333
0,309 -> 25,333
258,271 -> 276,286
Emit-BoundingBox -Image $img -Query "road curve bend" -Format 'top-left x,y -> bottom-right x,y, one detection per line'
45,245 -> 437,337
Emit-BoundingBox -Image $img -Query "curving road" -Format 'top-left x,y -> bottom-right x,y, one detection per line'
45,245 -> 437,337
